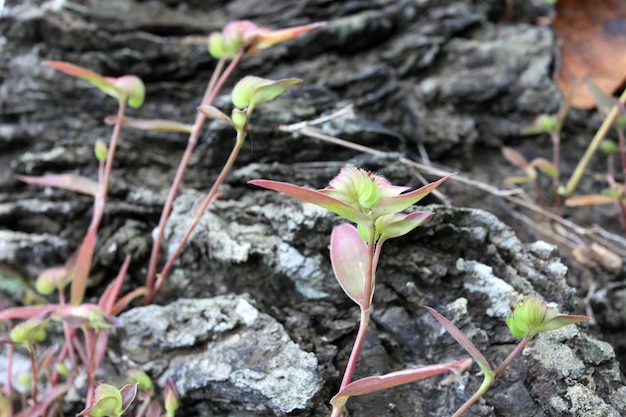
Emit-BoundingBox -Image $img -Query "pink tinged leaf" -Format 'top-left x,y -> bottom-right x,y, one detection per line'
17,174 -> 98,196
529,158 -> 559,178
44,61 -> 121,102
372,174 -> 453,217
146,401 -> 162,417
501,146 -> 529,169
105,116 -> 194,133
330,358 -> 472,408
247,21 -> 327,52
0,305 -> 58,321
14,383 -> 72,417
424,306 -> 492,372
248,179 -> 371,225
99,254 -> 131,315
565,194 -> 618,206
330,224 -> 370,307
119,383 -> 138,413
71,225 -> 98,305
197,105 -> 234,127
376,211 -> 433,242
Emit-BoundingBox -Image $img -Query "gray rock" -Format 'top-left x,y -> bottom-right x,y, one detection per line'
118,295 -> 323,415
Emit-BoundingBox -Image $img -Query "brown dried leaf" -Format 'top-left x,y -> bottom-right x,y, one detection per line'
553,0 -> 626,109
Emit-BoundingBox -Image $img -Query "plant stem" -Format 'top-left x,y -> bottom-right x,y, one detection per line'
27,345 -> 38,405
70,101 -> 127,305
451,336 -> 529,416
339,307 -> 371,391
563,88 -> 626,197
451,372 -> 494,417
147,127 -> 247,304
144,51 -> 245,299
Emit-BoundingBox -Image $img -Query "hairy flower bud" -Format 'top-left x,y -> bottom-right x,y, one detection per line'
506,294 -> 556,338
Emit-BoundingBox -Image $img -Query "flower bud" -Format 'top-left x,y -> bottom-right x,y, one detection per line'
164,378 -> 180,417
10,317 -> 49,345
35,265 -> 73,295
506,294 -> 557,338
126,369 -> 153,391
113,75 -> 145,109
78,383 -> 137,417
95,140 -> 108,162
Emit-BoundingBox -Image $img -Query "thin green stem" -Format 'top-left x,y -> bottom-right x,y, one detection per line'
451,336 -> 530,417
145,51 -> 245,297
451,372 -> 494,417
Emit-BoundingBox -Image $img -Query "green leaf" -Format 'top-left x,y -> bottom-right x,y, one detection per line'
232,76 -> 301,109
376,211 -> 432,242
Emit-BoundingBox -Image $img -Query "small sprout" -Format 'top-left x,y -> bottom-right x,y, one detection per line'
600,139 -> 619,154
520,114 -> 560,135
10,317 -> 49,345
231,76 -> 301,111
126,369 -> 153,392
78,383 -> 137,417
44,61 -> 145,108
35,265 -> 73,295
95,140 -> 108,162
506,294 -> 590,339
207,20 -> 326,59
55,362 -> 70,378
164,378 -> 180,417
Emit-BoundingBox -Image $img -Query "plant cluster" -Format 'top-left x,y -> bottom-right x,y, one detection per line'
0,15 -> 591,417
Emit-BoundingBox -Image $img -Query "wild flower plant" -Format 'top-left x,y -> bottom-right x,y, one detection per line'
251,168 -> 474,416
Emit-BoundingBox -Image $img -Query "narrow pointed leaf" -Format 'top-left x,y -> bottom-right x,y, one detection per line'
538,314 -> 590,333
424,306 -> 492,371
372,174 -> 452,216
44,61 -> 122,102
99,255 -> 131,315
503,175 -> 533,185
71,225 -> 98,305
248,179 -> 371,224
565,194 -> 617,206
331,358 -> 471,407
249,22 -> 327,52
330,224 -> 370,307
105,116 -> 194,133
530,158 -> 559,178
251,78 -> 301,106
377,211 -> 433,242
197,105 -> 234,126
17,174 -> 98,196
501,146 -> 529,169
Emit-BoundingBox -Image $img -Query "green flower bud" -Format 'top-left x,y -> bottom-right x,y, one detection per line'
95,140 -> 108,162
231,108 -> 248,134
11,318 -> 49,345
35,265 -> 73,295
55,362 -> 70,378
323,167 -> 381,211
207,32 -> 226,59
78,383 -> 137,417
164,378 -> 180,417
113,75 -> 145,109
232,76 -> 301,111
506,294 -> 590,339
126,369 -> 153,391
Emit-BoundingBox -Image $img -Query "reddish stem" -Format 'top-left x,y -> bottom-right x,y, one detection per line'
144,51 -> 245,299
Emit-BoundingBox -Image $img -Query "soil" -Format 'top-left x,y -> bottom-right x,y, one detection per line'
1,1 -> 625,416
